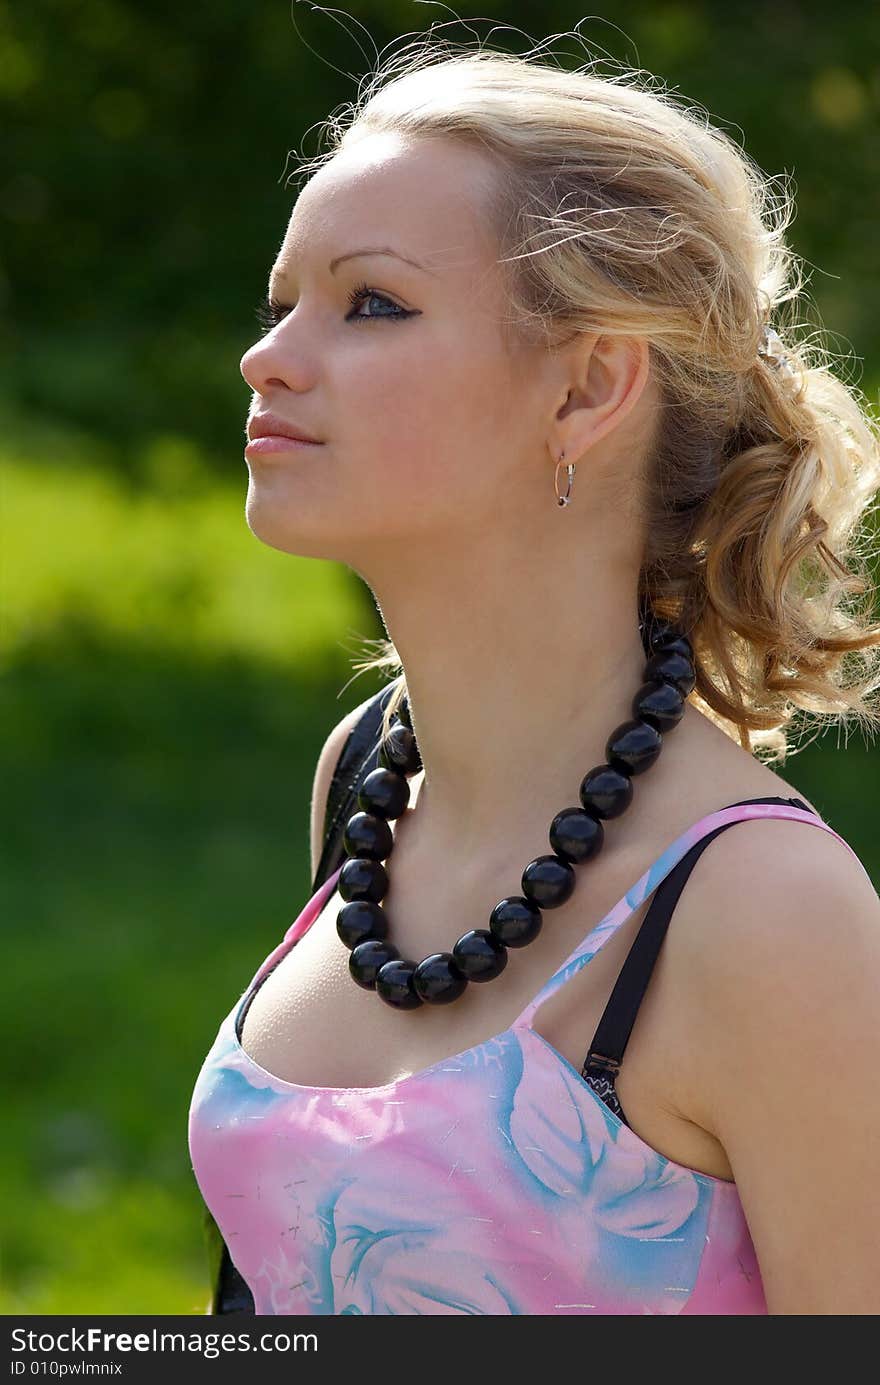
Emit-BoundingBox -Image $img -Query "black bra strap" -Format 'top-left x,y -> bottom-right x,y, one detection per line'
582,796 -> 814,1079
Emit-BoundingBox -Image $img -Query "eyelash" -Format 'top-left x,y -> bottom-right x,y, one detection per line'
254,281 -> 411,333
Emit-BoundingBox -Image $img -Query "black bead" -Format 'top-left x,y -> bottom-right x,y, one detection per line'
645,617 -> 683,651
643,648 -> 696,697
342,811 -> 394,862
488,897 -> 543,948
579,763 -> 634,819
549,806 -> 604,864
650,632 -> 693,662
521,854 -> 576,909
412,952 -> 468,1004
375,958 -> 424,1009
377,722 -> 422,776
338,856 -> 388,904
632,678 -> 685,733
349,938 -> 400,989
605,718 -> 663,777
336,899 -> 389,950
452,929 -> 508,982
357,767 -> 411,820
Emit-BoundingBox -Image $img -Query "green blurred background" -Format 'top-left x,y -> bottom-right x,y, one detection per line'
2,2 -> 878,1314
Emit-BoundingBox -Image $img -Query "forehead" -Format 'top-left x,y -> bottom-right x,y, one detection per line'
274,133 -> 500,281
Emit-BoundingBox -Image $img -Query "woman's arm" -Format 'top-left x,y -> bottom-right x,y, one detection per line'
671,818 -> 880,1314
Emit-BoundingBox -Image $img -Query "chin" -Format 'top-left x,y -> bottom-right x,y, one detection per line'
244,489 -> 309,556
243,489 -> 357,562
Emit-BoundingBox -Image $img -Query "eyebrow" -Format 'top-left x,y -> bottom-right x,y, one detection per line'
271,246 -> 434,290
330,247 -> 431,274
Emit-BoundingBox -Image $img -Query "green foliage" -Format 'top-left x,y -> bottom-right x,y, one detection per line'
2,2 -> 879,456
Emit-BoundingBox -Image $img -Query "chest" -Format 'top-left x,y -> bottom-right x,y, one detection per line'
191,1018 -> 739,1315
234,855 -> 732,1180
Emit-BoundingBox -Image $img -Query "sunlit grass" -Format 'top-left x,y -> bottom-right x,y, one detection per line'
0,1174 -> 208,1316
1,432 -> 364,671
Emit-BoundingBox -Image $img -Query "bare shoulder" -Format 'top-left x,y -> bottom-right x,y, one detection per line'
664,808 -> 880,1311
659,801 -> 880,1130
671,808 -> 879,984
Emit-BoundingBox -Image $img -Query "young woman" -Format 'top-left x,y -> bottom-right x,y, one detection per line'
188,44 -> 880,1315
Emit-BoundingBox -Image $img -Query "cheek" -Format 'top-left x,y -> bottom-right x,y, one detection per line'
343,331 -> 515,505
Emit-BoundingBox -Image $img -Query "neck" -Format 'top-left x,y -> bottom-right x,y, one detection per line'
355,526 -> 652,866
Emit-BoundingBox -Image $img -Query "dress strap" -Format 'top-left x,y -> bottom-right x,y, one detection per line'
283,864 -> 343,947
581,796 -> 806,1080
511,798 -> 865,1032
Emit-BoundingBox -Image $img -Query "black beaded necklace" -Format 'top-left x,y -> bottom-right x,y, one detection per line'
335,611 -> 696,1010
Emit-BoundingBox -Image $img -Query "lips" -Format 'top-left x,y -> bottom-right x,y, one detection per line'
247,412 -> 322,444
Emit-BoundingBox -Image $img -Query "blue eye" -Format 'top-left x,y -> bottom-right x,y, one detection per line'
254,283 -> 412,334
345,281 -> 411,323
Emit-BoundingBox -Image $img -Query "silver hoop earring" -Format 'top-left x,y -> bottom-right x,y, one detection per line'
554,452 -> 576,507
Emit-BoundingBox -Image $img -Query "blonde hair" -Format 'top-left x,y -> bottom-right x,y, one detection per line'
295,36 -> 880,766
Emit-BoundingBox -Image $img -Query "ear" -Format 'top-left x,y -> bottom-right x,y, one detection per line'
550,334 -> 652,464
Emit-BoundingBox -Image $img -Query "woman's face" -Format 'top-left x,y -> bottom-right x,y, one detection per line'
239,132 -> 552,570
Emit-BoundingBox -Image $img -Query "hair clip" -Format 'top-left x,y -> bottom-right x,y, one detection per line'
757,324 -> 800,393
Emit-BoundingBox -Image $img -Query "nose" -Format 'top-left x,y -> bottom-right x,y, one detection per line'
240,341 -> 290,400
240,340 -> 262,389
239,322 -> 313,397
